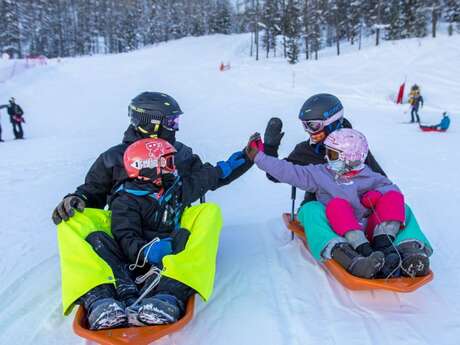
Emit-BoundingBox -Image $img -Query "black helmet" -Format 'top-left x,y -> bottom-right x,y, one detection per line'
298,93 -> 344,134
129,92 -> 183,134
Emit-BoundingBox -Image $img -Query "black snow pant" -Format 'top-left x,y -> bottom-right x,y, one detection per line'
12,121 -> 23,139
411,107 -> 420,123
0,123 -> 3,141
79,231 -> 193,311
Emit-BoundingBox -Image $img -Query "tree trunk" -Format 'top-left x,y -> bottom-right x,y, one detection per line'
14,1 -> 23,58
335,12 -> 340,56
359,24 -> 362,50
266,33 -> 270,58
283,36 -> 287,58
432,7 -> 437,38
255,26 -> 259,60
255,0 -> 259,61
305,36 -> 309,60
376,0 -> 381,46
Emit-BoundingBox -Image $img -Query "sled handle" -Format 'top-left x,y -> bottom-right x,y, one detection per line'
290,187 -> 296,240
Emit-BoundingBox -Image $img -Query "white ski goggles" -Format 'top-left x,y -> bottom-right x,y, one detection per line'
301,110 -> 344,134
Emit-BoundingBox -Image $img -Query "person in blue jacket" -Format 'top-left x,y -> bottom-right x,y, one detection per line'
420,112 -> 450,131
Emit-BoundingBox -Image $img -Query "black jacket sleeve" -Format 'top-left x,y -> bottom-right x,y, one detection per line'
180,158 -> 222,205
75,152 -> 115,208
110,194 -> 149,263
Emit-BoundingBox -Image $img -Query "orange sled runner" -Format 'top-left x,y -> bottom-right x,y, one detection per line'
73,295 -> 195,345
282,213 -> 433,293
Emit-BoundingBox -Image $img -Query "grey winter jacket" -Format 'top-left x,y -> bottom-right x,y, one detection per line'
255,152 -> 400,221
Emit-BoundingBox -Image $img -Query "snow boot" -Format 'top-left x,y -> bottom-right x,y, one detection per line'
355,242 -> 373,257
331,242 -> 385,279
86,298 -> 128,330
372,234 -> 401,278
137,294 -> 184,325
398,241 -> 430,277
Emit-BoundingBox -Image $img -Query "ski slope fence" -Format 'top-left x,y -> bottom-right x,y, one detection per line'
0,56 -> 47,83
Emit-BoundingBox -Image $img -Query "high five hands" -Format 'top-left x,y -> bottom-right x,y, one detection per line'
245,132 -> 264,161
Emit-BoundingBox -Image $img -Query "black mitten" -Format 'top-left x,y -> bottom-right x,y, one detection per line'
264,117 -> 284,157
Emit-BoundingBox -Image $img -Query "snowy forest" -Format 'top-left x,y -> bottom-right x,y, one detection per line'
1,0 -> 460,63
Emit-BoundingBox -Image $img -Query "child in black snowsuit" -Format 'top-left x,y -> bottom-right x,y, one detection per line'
81,137 -> 247,330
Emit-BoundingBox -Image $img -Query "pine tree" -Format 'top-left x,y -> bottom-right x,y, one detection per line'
431,0 -> 441,37
301,0 -> 310,59
210,0 -> 233,34
326,0 -> 347,55
386,0 -> 405,40
285,0 -> 300,64
347,0 -> 363,45
444,0 -> 460,35
261,0 -> 279,58
401,0 -> 427,38
309,0 -> 322,60
0,0 -> 21,57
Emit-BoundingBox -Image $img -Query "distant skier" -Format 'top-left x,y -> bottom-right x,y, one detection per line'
408,85 -> 423,123
262,93 -> 433,279
0,97 -> 25,139
420,112 -> 450,132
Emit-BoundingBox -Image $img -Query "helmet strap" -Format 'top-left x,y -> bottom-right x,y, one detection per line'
158,127 -> 176,145
137,123 -> 161,138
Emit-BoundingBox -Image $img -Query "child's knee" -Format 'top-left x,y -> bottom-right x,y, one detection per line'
326,198 -> 361,237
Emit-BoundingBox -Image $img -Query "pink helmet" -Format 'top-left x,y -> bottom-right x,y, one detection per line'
324,128 -> 368,169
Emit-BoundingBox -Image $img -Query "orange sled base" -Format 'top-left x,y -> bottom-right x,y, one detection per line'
73,295 -> 195,345
282,213 -> 433,293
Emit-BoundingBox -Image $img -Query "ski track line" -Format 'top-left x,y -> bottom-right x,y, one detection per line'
0,255 -> 63,345
259,220 -> 298,345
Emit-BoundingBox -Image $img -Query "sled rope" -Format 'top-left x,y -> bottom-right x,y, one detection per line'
129,237 -> 160,271
126,237 -> 165,309
128,266 -> 163,310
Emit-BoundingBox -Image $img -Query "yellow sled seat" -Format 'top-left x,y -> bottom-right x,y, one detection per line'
282,213 -> 433,293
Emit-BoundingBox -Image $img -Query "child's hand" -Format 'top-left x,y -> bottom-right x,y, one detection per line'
144,238 -> 173,265
245,132 -> 264,161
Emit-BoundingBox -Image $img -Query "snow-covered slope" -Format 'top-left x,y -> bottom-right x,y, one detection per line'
0,33 -> 459,345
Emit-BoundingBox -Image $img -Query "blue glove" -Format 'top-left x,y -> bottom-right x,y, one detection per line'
216,151 -> 246,179
144,238 -> 173,265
